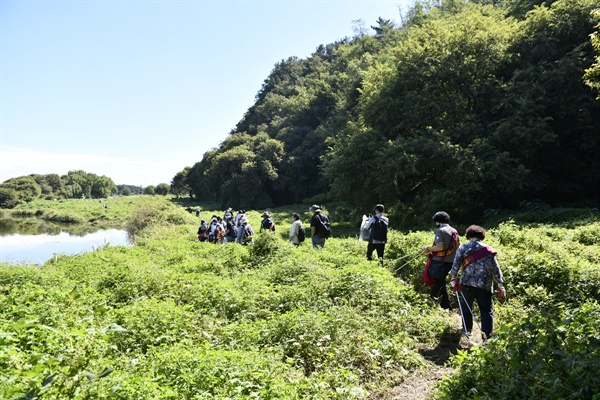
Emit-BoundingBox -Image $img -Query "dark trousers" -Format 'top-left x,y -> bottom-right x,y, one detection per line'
430,261 -> 453,309
459,285 -> 494,337
367,242 -> 385,261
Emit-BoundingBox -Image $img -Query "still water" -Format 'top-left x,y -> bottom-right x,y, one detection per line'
0,229 -> 130,265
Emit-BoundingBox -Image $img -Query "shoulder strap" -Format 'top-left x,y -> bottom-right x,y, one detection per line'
460,245 -> 496,268
432,228 -> 458,257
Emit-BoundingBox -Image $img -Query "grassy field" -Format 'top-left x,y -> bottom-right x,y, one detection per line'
1,198 -> 599,399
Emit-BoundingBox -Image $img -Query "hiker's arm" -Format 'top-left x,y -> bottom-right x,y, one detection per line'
311,226 -> 316,237
422,241 -> 445,253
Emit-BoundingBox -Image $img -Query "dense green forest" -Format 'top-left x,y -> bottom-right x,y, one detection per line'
0,171 -> 173,209
0,171 -> 118,208
176,0 -> 600,224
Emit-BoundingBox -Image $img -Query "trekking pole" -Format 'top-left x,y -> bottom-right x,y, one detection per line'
455,290 -> 469,336
458,290 -> 483,335
394,252 -> 423,273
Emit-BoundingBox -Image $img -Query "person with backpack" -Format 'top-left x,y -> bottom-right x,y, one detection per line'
197,219 -> 209,242
260,212 -> 276,233
421,211 -> 460,310
237,216 -> 254,245
309,205 -> 331,248
223,215 -> 237,243
449,225 -> 506,343
289,212 -> 305,246
365,204 -> 389,264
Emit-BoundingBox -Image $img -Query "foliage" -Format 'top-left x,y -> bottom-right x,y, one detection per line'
2,199 -> 600,398
0,187 -> 20,209
176,0 -> 599,226
584,9 -> 600,98
143,185 -> 155,195
0,171 -> 118,206
0,176 -> 42,203
155,183 -> 170,196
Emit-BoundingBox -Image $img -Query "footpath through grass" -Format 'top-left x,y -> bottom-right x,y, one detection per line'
1,198 -> 599,399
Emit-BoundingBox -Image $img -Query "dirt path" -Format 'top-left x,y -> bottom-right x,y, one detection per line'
371,314 -> 482,400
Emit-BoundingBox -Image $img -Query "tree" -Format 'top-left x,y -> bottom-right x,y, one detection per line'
144,185 -> 156,195
91,175 -> 117,198
170,167 -> 191,197
155,183 -> 170,196
584,9 -> 600,99
0,187 -> 20,208
0,176 -> 42,203
121,186 -> 132,196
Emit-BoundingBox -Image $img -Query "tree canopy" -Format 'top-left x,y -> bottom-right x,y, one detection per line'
178,0 -> 599,223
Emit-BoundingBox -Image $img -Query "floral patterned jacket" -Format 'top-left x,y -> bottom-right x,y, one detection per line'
450,239 -> 504,293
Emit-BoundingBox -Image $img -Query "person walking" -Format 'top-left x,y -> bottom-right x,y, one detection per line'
260,212 -> 276,233
309,205 -> 331,248
449,225 -> 506,343
421,211 -> 459,310
365,204 -> 389,264
289,212 -> 303,246
223,215 -> 237,243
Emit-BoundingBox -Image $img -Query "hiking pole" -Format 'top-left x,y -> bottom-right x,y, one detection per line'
458,290 -> 483,336
455,290 -> 469,336
394,252 -> 423,273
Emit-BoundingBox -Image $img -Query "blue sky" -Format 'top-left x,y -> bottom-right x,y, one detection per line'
1,0 -> 408,186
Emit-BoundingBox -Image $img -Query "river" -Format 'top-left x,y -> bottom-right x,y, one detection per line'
0,226 -> 130,265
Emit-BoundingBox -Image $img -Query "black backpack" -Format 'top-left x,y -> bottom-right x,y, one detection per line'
262,218 -> 276,232
297,226 -> 306,242
317,214 -> 331,238
370,216 -> 388,242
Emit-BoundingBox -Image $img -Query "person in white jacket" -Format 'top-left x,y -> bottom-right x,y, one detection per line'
289,213 -> 303,246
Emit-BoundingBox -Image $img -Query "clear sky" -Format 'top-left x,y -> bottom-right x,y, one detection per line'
1,0 -> 408,186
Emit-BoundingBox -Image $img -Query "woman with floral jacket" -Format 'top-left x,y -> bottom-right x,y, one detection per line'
449,225 -> 506,342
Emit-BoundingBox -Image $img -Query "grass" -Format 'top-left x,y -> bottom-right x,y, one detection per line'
1,197 -> 599,399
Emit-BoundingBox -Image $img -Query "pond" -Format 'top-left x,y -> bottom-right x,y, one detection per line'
0,223 -> 130,265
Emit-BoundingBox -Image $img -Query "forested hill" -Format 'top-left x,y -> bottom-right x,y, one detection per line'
179,0 -> 600,222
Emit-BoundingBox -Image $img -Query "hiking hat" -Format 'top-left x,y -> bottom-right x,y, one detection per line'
261,212 -> 270,218
309,205 -> 321,212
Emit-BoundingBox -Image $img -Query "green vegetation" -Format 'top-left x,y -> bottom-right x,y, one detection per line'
1,198 -> 599,399
173,0 -> 599,223
0,196 -> 170,231
0,171 -> 117,208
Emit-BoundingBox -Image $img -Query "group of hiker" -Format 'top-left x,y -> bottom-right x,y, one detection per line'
196,209 -> 259,245
194,204 -> 506,343
195,205 -> 329,247
420,211 -> 506,344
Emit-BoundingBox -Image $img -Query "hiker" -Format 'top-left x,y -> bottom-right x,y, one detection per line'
260,212 -> 276,233
309,205 -> 331,248
214,216 -> 225,244
234,210 -> 246,228
289,212 -> 304,246
365,204 -> 389,264
208,216 -> 219,243
449,225 -> 506,343
223,215 -> 237,243
237,216 -> 254,245
195,207 -> 201,217
421,211 -> 459,310
197,219 -> 209,242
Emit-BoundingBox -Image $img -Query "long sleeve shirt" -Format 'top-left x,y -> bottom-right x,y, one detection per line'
450,239 -> 504,293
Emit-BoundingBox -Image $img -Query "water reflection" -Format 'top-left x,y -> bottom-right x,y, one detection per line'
0,219 -> 130,265
0,216 -> 108,237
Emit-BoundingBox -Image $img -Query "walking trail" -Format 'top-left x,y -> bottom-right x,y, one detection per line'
371,313 -> 483,400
